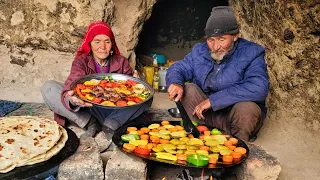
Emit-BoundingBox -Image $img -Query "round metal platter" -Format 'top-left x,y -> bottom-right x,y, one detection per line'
70,73 -> 154,109
112,121 -> 249,169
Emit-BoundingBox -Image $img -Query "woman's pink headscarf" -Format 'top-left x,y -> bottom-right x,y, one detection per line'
76,21 -> 120,57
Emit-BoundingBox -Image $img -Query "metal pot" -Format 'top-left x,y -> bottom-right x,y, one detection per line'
168,107 -> 181,118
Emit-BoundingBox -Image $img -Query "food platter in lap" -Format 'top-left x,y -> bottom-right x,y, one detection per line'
71,73 -> 154,109
112,120 -> 249,169
0,116 -> 79,179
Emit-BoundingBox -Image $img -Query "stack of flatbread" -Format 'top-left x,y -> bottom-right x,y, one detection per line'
0,116 -> 68,173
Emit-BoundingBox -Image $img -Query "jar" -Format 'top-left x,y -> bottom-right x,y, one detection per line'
143,66 -> 154,86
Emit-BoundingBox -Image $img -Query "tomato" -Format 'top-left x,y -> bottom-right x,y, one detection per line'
134,97 -> 143,103
126,97 -> 136,101
92,97 -> 102,104
112,83 -> 120,88
88,86 -> 95,89
197,126 -> 209,132
116,100 -> 127,106
126,79 -> 138,86
99,80 -> 108,88
106,82 -> 114,88
76,84 -> 86,90
134,147 -> 150,155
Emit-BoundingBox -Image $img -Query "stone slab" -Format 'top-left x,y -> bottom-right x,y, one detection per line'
105,148 -> 147,180
57,138 -> 104,180
234,143 -> 281,180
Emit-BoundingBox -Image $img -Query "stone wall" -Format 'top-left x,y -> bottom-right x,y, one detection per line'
229,1 -> 319,179
0,0 -> 155,102
229,0 -> 320,133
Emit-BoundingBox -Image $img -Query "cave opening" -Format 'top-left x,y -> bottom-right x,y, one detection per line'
135,0 -> 229,63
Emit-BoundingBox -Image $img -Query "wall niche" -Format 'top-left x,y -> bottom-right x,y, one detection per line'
136,0 -> 228,62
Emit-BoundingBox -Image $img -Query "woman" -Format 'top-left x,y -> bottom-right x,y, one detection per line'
41,22 -> 152,141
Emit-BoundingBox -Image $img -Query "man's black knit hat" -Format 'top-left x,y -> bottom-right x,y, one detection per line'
204,6 -> 239,37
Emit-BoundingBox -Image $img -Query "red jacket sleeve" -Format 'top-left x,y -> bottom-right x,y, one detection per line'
61,55 -> 89,111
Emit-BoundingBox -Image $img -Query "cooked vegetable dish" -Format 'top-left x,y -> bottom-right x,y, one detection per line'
75,76 -> 151,107
121,120 -> 248,167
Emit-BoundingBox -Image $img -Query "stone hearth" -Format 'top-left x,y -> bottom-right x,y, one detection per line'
56,109 -> 281,180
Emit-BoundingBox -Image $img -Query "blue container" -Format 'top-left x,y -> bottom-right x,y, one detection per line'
150,53 -> 166,64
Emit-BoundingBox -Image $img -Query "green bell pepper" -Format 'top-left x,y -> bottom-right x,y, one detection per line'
211,128 -> 222,135
121,134 -> 140,142
187,154 -> 209,166
180,120 -> 198,127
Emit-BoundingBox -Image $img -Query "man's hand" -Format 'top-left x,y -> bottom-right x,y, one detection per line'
167,84 -> 184,102
193,99 -> 211,120
67,90 -> 92,107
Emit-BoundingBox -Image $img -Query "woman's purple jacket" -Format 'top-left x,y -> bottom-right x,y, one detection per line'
166,38 -> 269,113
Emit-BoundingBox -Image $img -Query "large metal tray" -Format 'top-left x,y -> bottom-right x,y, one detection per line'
112,121 -> 249,169
70,73 -> 154,109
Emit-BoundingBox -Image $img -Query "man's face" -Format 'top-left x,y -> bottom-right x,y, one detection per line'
206,34 -> 238,61
90,34 -> 112,61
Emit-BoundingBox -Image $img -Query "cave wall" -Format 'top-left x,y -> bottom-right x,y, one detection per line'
0,0 -> 155,102
229,0 -> 320,131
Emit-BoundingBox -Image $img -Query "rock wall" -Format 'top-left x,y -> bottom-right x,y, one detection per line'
229,0 -> 320,132
229,1 -> 320,179
0,0 -> 155,102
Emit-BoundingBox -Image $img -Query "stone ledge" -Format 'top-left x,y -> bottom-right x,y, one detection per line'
105,148 -> 147,180
57,138 -> 104,180
233,143 -> 281,180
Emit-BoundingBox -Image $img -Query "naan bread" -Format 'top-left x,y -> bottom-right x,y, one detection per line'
18,126 -> 68,166
0,116 -> 62,173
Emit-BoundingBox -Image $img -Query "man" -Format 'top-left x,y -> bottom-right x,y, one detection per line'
166,6 -> 269,141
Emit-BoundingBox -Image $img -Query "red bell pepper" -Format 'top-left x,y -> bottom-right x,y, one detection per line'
126,96 -> 136,101
99,80 -> 108,88
197,126 -> 209,133
92,97 -> 102,104
106,82 -> 114,88
76,84 -> 86,90
126,79 -> 138,86
116,100 -> 127,106
134,97 -> 143,103
135,147 -> 150,155
75,87 -> 87,100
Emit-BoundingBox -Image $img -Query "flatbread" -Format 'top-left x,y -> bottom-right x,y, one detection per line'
18,126 -> 68,166
0,116 -> 62,173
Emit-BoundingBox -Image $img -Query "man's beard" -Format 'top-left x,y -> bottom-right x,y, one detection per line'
210,40 -> 235,63
210,52 -> 224,61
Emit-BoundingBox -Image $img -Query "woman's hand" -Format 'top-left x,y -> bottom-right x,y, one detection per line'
133,70 -> 139,78
167,84 -> 184,102
67,90 -> 92,107
192,99 -> 211,120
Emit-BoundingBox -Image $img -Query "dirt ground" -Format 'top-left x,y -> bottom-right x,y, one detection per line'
5,92 -> 320,180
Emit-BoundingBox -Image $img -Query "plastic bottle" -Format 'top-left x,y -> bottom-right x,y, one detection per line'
153,55 -> 158,72
153,71 -> 159,92
159,66 -> 167,92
